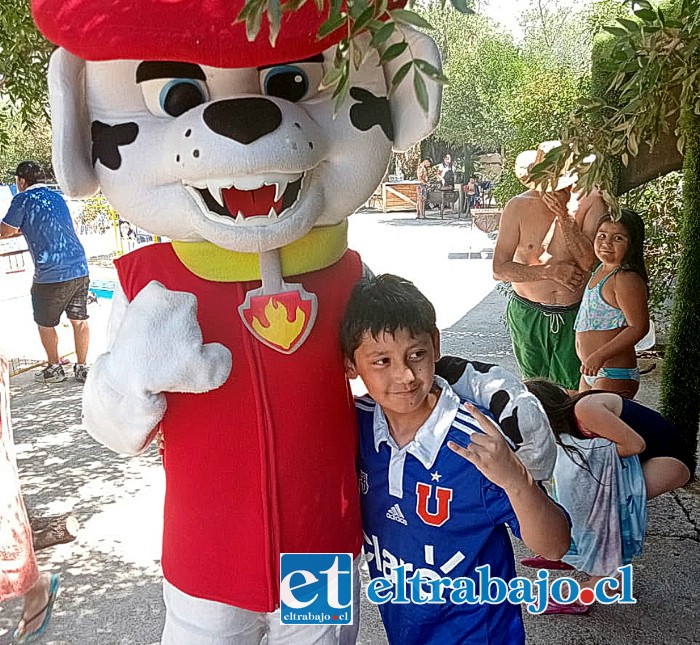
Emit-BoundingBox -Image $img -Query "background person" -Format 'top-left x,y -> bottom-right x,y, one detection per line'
1,354 -> 61,643
0,162 -> 90,384
415,158 -> 431,219
525,379 -> 691,614
493,141 -> 604,391
437,153 -> 455,188
574,209 -> 649,398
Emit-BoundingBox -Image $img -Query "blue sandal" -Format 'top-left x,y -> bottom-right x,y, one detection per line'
13,574 -> 60,644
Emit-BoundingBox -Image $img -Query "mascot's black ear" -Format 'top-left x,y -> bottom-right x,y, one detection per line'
382,25 -> 442,153
48,48 -> 100,199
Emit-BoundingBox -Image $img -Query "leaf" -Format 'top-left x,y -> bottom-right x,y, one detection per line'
245,9 -> 263,41
603,26 -> 629,38
318,13 -> 346,39
389,9 -> 433,31
332,63 -> 350,101
352,40 -> 364,70
351,5 -> 375,35
389,60 -> 413,97
319,64 -> 344,91
413,68 -> 429,114
628,131 -> 639,156
450,0 -> 475,15
379,41 -> 408,64
617,18 -> 640,32
413,59 -> 449,83
633,9 -> 657,22
370,21 -> 395,49
267,0 -> 282,46
677,133 -> 685,155
347,0 -> 368,21
621,152 -> 629,167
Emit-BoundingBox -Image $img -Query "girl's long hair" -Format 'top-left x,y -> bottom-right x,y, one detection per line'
596,209 -> 649,286
525,379 -> 609,479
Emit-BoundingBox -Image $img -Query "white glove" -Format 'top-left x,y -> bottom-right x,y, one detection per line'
83,281 -> 232,455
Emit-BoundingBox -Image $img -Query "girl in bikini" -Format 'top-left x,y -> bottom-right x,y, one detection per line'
574,209 -> 649,398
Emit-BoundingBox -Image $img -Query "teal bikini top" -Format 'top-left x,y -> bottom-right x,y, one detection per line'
574,267 -> 628,332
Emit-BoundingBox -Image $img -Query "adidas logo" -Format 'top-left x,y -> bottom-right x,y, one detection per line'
386,504 -> 407,526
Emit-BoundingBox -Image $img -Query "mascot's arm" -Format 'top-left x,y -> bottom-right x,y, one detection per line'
82,281 -> 232,455
436,356 -> 556,481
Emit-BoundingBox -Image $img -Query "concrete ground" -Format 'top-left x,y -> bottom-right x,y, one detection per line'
0,209 -> 698,644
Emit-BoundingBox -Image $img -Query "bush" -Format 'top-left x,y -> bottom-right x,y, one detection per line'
624,172 -> 682,336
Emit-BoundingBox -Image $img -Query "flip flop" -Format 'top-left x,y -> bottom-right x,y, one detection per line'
13,574 -> 61,644
542,599 -> 590,615
521,555 -> 575,571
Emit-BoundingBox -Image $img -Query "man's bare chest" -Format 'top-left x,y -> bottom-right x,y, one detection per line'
516,219 -> 573,263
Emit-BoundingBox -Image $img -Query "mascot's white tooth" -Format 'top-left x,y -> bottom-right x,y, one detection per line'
207,181 -> 226,208
236,211 -> 246,223
268,207 -> 277,219
273,182 -> 287,202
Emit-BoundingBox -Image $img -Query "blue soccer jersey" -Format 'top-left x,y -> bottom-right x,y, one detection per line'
357,376 -> 525,645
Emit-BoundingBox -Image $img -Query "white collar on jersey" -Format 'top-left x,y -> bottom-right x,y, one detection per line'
373,375 -> 461,470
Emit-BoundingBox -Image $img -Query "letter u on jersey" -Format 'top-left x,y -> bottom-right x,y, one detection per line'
415,483 -> 453,527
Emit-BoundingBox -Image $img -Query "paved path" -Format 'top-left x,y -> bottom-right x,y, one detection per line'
0,210 -> 698,644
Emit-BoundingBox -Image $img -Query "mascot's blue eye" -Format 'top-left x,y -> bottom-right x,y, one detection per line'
159,79 -> 207,117
262,65 -> 309,103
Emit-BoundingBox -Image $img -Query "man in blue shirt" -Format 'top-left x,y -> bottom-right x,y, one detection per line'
1,162 -> 90,383
341,274 -> 570,644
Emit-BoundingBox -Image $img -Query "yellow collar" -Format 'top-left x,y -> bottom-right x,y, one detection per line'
171,221 -> 348,282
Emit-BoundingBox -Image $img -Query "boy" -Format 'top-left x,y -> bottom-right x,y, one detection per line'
341,274 -> 570,645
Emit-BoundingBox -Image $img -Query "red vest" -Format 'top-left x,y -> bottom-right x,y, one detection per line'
115,244 -> 363,611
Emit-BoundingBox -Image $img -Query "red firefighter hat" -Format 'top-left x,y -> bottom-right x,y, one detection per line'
32,0 -> 405,68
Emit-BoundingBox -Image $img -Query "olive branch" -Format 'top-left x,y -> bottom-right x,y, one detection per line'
527,0 -> 700,213
236,0 -> 474,114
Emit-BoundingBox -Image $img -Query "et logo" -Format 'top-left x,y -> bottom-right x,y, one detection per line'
280,553 -> 353,625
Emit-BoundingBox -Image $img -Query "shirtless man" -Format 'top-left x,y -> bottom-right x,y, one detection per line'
493,142 -> 604,391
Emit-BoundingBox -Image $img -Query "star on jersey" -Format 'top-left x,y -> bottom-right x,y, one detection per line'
431,471 -> 442,482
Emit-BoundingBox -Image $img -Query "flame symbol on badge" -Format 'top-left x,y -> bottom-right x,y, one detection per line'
252,299 -> 306,351
239,284 -> 317,354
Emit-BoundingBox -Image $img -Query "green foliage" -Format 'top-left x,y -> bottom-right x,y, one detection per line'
81,193 -> 118,226
0,0 -> 52,123
432,10 -> 525,152
0,103 -> 52,179
624,172 -> 682,329
238,0 -> 470,114
529,0 -> 700,209
494,65 -> 586,205
661,106 -> 700,472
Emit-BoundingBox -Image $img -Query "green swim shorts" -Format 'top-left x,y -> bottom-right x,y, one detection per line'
506,293 -> 581,391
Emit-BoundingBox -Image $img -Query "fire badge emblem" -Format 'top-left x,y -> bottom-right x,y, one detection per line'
239,283 -> 318,354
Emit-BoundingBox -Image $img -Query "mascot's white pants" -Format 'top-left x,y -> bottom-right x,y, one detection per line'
161,558 -> 361,644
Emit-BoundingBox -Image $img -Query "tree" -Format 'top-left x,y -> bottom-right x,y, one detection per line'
0,102 -> 53,179
0,0 -> 52,123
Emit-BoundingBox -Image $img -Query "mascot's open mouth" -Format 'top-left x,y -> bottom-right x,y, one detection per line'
186,173 -> 304,225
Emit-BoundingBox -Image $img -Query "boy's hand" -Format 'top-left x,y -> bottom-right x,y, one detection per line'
448,403 -> 529,492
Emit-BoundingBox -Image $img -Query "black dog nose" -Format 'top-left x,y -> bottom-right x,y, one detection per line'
203,98 -> 282,145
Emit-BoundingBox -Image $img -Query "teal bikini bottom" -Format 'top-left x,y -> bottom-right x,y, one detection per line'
583,367 -> 641,387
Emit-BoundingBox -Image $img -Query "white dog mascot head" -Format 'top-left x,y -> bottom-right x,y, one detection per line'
33,0 -> 441,256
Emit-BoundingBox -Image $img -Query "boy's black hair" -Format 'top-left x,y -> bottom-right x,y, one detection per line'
341,274 -> 438,360
596,208 -> 649,286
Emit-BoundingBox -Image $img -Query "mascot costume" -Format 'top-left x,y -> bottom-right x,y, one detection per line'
32,1 -> 555,642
